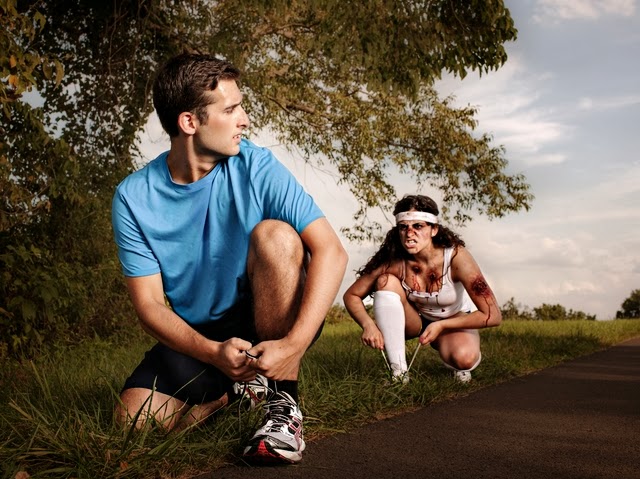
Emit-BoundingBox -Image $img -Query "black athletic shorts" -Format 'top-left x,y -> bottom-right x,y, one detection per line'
122,302 -> 256,405
122,302 -> 325,405
419,312 -> 472,350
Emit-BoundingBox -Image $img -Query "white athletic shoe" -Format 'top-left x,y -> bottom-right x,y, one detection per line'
243,391 -> 305,464
232,374 -> 269,409
453,370 -> 472,383
390,364 -> 410,385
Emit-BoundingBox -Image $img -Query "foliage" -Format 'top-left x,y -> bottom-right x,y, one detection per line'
324,303 -> 352,324
533,303 -> 596,321
218,0 -> 532,237
501,297 -> 596,321
0,0 -> 63,114
1,0 -> 531,356
500,296 -> 533,320
1,0 -> 64,229
1,0 -> 151,356
616,289 -> 640,319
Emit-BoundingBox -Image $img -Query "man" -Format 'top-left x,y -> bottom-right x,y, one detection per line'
111,52 -> 348,464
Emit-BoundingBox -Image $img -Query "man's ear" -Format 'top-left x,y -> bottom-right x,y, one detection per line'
177,112 -> 197,135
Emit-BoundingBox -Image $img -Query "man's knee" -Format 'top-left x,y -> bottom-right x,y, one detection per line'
116,387 -> 186,431
249,220 -> 304,264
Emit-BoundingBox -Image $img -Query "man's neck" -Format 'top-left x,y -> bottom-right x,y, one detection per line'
166,144 -> 220,185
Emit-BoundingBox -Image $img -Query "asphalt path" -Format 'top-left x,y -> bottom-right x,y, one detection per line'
200,336 -> 640,479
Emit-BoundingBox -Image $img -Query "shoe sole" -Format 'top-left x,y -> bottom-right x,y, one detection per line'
243,439 -> 304,464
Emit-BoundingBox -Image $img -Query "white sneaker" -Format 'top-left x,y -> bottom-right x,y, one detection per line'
390,364 -> 410,385
243,391 -> 305,464
233,374 -> 269,409
453,370 -> 472,383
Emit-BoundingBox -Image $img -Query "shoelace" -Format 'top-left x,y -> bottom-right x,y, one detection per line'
261,396 -> 297,432
407,343 -> 421,372
381,343 -> 421,381
236,385 -> 300,436
236,381 -> 275,434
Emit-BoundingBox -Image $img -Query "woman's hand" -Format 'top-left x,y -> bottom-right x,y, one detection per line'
361,324 -> 385,350
419,320 -> 444,346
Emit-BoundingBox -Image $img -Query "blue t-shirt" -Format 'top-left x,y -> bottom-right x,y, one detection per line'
112,139 -> 324,325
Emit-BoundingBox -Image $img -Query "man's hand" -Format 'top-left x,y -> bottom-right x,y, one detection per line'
213,337 -> 257,382
245,338 -> 304,381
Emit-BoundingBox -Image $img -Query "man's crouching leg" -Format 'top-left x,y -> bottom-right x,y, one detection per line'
116,388 -> 228,432
243,220 -> 308,464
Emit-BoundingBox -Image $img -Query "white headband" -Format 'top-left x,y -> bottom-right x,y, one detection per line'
395,211 -> 438,224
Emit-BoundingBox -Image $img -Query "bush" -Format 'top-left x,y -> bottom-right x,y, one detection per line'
616,289 -> 640,319
0,239 -> 135,359
501,298 -> 595,321
325,304 -> 353,324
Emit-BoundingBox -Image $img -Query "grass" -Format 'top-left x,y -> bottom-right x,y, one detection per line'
1,319 -> 640,478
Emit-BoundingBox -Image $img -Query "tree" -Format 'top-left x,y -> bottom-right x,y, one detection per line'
1,0 -> 65,232
217,0 -> 532,238
617,289 -> 640,319
500,297 -> 533,320
1,0 -> 532,356
533,303 -> 595,321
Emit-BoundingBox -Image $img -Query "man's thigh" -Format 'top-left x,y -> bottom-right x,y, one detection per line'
122,303 -> 256,405
121,343 -> 233,404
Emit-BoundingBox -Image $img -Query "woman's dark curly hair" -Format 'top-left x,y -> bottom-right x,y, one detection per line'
357,195 -> 465,276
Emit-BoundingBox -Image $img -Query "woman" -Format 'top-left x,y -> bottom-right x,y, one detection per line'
343,195 -> 502,383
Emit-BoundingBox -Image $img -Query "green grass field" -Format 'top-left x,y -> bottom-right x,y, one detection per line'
1,319 -> 639,478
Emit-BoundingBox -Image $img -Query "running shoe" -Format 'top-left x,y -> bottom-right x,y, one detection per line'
391,370 -> 410,385
243,391 -> 305,464
453,370 -> 472,383
390,364 -> 410,385
232,374 -> 269,409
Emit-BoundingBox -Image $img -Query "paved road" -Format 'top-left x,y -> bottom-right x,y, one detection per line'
200,337 -> 640,479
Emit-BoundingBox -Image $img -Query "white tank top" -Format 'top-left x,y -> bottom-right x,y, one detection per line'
401,247 -> 472,320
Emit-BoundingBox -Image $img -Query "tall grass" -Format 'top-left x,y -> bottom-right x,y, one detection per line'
1,319 -> 639,478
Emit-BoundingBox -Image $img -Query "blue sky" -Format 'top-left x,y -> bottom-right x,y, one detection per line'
138,0 -> 640,319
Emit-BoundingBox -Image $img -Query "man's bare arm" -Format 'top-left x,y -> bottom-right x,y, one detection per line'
125,274 -> 255,382
248,217 -> 348,379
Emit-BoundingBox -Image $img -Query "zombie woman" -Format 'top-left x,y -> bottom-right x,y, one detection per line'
343,195 -> 502,383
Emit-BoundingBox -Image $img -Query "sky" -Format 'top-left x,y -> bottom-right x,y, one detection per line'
138,0 -> 640,319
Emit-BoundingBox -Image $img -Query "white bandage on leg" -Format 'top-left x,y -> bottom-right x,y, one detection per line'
373,291 -> 407,376
443,351 -> 482,373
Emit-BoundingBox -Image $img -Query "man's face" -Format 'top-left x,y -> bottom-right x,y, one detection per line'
194,79 -> 249,160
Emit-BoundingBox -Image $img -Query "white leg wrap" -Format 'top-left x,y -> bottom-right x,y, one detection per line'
443,352 -> 482,372
373,291 -> 407,375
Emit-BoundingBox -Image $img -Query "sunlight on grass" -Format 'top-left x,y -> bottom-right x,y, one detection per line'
1,320 -> 639,478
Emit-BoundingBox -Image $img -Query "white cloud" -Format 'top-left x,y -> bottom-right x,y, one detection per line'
552,280 -> 599,295
533,0 -> 636,23
520,153 -> 568,166
600,174 -> 640,200
578,94 -> 640,111
540,237 -> 585,265
461,195 -> 640,319
578,97 -> 595,110
437,57 -> 570,164
484,114 -> 568,157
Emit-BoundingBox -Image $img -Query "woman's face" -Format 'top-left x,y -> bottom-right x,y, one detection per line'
397,210 -> 434,254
